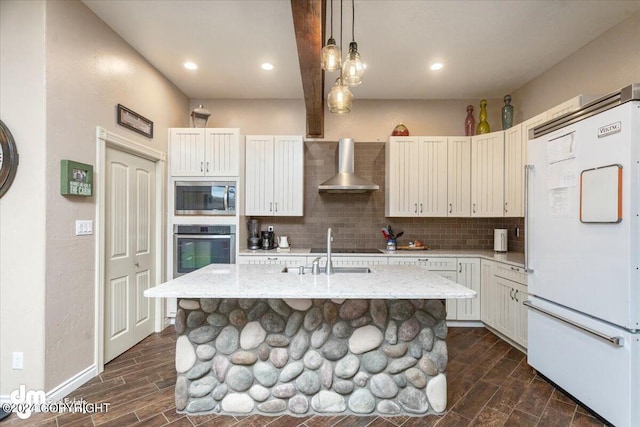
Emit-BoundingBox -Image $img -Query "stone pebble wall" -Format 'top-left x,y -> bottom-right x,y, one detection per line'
174,297 -> 448,416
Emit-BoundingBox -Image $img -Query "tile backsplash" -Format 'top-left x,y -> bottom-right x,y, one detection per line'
251,141 -> 524,252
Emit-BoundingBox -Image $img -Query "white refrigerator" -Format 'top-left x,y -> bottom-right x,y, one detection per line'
525,84 -> 639,427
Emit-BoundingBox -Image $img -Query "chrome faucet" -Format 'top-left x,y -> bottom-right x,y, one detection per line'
326,227 -> 334,275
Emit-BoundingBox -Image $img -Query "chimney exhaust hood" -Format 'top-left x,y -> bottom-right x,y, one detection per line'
318,138 -> 379,193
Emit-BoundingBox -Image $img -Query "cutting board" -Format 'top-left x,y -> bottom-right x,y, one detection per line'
397,245 -> 429,250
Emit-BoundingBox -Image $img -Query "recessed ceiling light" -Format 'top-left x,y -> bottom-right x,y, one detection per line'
184,62 -> 198,70
261,63 -> 274,71
430,62 -> 444,71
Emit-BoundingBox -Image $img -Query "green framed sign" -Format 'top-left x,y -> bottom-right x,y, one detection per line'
61,160 -> 93,196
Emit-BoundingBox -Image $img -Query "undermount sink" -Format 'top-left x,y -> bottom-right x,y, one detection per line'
281,266 -> 371,274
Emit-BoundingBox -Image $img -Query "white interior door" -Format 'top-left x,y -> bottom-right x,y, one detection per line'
105,148 -> 156,362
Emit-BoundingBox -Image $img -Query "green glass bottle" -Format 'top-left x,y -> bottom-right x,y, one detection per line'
476,99 -> 491,134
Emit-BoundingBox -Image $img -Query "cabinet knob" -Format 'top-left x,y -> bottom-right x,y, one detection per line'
414,203 -> 418,214
472,203 -> 476,214
275,202 -> 278,212
510,266 -> 520,272
510,289 -> 515,300
449,203 -> 453,214
514,290 -> 519,302
270,202 -> 273,212
267,257 -> 278,261
200,162 -> 204,172
458,263 -> 462,273
418,258 -> 429,262
504,202 -> 508,213
206,162 -> 210,172
420,203 -> 423,213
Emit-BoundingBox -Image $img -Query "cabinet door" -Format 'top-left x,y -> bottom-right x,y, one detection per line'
494,276 -> 515,338
170,128 -> 205,176
204,128 -> 239,176
512,283 -> 529,348
480,260 -> 495,326
455,258 -> 481,320
471,132 -> 504,217
245,136 -> 275,215
447,137 -> 471,217
437,271 -> 458,320
386,137 -> 420,216
546,95 -> 583,119
504,124 -> 523,217
273,136 -> 303,216
417,137 -> 448,216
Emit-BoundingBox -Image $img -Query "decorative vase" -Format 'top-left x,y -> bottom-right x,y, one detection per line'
464,105 -> 475,136
502,95 -> 514,130
392,123 -> 409,136
476,99 -> 490,134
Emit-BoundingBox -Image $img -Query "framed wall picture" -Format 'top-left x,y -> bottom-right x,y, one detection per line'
116,104 -> 153,138
61,160 -> 93,196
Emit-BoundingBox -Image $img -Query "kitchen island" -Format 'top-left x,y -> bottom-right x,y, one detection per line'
144,263 -> 475,417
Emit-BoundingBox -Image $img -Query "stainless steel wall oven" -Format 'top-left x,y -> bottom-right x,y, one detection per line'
173,224 -> 236,277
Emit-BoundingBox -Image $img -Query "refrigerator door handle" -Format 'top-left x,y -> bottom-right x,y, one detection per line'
523,301 -> 625,347
524,164 -> 534,273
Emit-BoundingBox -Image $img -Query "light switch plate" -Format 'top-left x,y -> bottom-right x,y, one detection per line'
75,220 -> 93,236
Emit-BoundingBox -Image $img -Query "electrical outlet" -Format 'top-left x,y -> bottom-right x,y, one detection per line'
267,225 -> 274,232
12,352 -> 23,370
515,227 -> 520,238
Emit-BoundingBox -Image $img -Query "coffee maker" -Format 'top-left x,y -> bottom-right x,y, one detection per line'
247,219 -> 261,250
261,230 -> 275,250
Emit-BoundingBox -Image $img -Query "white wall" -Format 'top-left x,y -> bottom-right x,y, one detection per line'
1,0 -> 189,397
189,98 -> 504,141
513,11 -> 640,121
0,0 -> 48,394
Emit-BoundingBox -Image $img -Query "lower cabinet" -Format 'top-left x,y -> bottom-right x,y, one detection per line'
388,257 -> 480,321
483,262 -> 529,349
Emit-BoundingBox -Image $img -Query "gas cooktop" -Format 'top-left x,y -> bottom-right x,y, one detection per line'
310,248 -> 384,254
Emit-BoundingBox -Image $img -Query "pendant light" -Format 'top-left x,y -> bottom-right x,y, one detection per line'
327,0 -> 352,113
342,0 -> 364,87
327,77 -> 353,114
321,0 -> 341,71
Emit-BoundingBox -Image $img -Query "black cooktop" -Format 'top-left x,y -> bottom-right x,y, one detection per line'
310,248 -> 384,254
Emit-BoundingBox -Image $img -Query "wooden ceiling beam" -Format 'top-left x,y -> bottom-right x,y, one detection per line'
291,0 -> 325,138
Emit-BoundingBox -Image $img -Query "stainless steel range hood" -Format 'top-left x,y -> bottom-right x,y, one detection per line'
318,138 -> 379,193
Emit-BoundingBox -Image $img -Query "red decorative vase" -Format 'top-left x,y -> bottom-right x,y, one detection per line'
392,123 -> 409,136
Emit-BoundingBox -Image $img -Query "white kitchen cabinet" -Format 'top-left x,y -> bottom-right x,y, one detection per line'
471,131 -> 504,217
237,255 -> 307,265
170,128 -> 239,176
504,113 -> 546,217
386,137 -> 448,217
447,137 -> 471,216
480,259 -> 495,325
245,135 -> 303,216
489,263 -> 529,348
454,258 -> 481,320
388,257 -> 478,321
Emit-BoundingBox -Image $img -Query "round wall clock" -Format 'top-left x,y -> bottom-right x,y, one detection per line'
0,120 -> 19,198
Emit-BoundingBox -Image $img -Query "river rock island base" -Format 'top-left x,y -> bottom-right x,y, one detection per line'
174,297 -> 448,417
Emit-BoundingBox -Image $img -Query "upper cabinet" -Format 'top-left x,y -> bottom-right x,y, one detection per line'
471,131 -> 504,217
245,135 -> 304,216
170,128 -> 240,177
386,136 -> 469,217
447,137 -> 472,217
386,136 -> 448,217
504,112 -> 546,217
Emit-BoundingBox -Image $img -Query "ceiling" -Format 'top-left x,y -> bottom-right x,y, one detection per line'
83,0 -> 640,101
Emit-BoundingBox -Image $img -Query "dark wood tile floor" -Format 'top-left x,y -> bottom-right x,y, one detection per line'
3,327 -> 610,427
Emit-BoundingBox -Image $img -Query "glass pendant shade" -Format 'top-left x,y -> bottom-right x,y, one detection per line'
321,37 -> 342,71
327,78 -> 353,114
342,42 -> 364,87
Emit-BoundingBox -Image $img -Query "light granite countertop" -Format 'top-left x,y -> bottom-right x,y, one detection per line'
239,248 -> 525,268
144,263 -> 477,300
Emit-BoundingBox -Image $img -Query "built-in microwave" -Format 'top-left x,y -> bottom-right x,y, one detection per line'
175,181 -> 236,215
